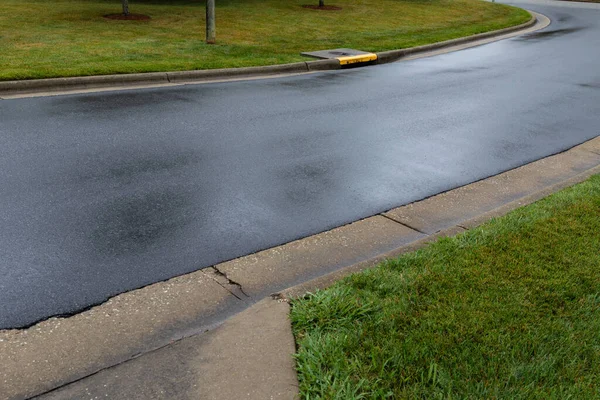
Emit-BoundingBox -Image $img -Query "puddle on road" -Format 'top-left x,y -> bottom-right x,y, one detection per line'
90,188 -> 194,257
45,88 -> 199,116
435,66 -> 490,74
77,149 -> 201,183
515,27 -> 584,42
579,82 -> 600,89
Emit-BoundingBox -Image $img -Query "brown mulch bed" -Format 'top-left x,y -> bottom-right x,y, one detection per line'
302,5 -> 342,10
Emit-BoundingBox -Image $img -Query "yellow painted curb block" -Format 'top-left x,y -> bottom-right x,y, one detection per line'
337,53 -> 378,66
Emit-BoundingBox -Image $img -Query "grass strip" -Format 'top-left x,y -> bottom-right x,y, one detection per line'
291,174 -> 600,399
1,0 -> 530,80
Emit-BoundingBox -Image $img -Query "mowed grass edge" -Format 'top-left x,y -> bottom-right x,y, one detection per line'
291,174 -> 600,399
0,0 -> 530,80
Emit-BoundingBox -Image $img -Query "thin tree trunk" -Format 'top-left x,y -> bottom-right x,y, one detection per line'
121,0 -> 130,16
319,0 -> 324,7
206,0 -> 216,44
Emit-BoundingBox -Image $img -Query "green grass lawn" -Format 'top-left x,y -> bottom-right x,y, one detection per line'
0,0 -> 530,80
291,174 -> 600,399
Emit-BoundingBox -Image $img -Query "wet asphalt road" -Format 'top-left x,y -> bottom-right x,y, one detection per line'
1,0 -> 599,328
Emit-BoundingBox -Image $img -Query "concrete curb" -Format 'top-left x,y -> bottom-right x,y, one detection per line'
0,12 -> 538,97
165,62 -> 314,83
376,12 -> 537,64
281,162 -> 600,300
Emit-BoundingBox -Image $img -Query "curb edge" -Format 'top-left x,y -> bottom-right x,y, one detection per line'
279,161 -> 600,301
376,12 -> 537,64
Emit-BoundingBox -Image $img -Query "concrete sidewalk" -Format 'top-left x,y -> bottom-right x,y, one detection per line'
37,298 -> 299,400
13,136 -> 599,400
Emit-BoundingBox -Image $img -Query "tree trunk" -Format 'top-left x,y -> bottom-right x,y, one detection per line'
206,0 -> 216,44
121,0 -> 130,16
319,0 -> 324,7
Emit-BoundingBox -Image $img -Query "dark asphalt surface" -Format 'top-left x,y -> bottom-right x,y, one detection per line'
1,0 -> 599,328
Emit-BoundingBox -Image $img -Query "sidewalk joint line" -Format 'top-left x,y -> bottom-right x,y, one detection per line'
32,325 -> 201,399
586,149 -> 600,157
379,213 -> 427,235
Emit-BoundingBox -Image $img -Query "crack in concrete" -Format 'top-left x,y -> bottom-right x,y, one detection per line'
213,266 -> 250,298
456,224 -> 469,230
204,266 -> 250,301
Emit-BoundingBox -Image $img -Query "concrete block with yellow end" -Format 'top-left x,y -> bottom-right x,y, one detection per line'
301,48 -> 378,68
337,53 -> 378,66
